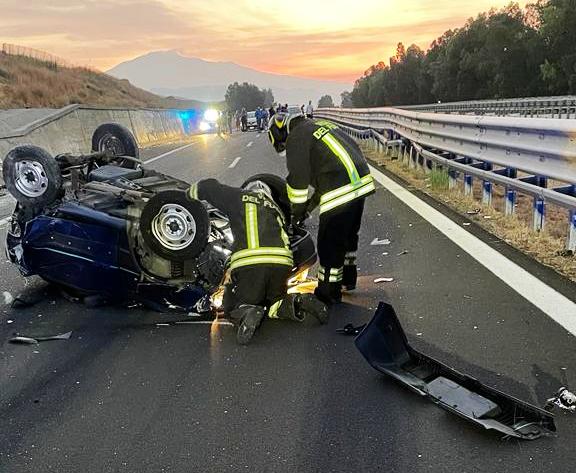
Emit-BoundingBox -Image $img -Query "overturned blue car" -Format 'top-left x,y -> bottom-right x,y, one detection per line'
2,123 -> 316,312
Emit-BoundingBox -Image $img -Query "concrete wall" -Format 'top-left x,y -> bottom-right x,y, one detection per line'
0,105 -> 196,167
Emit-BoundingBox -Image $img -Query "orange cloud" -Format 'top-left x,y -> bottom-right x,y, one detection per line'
0,0 -> 531,82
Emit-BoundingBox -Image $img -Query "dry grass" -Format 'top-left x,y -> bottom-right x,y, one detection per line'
364,145 -> 576,282
0,53 -> 203,109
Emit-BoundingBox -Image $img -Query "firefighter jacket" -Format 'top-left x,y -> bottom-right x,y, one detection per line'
188,179 -> 292,271
285,118 -> 375,219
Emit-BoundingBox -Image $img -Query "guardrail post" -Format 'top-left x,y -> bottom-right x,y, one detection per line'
482,180 -> 493,206
568,211 -> 576,252
464,174 -> 473,196
505,189 -> 517,215
448,169 -> 458,189
533,198 -> 546,232
532,176 -> 547,232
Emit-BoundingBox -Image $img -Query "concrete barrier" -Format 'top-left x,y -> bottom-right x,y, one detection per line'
0,105 -> 200,178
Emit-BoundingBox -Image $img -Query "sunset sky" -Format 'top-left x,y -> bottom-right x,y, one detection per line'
1,0 -> 530,83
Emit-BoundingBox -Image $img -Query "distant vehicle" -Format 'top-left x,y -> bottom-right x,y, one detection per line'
2,123 -> 317,312
199,109 -> 219,133
243,111 -> 258,131
287,106 -> 302,115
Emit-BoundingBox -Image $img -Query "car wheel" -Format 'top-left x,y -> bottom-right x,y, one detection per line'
2,145 -> 62,208
92,123 -> 140,169
140,190 -> 210,261
242,174 -> 291,218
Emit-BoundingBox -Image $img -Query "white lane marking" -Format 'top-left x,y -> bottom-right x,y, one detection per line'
369,164 -> 576,336
229,156 -> 242,168
246,141 -> 253,148
146,142 -> 196,164
175,320 -> 234,326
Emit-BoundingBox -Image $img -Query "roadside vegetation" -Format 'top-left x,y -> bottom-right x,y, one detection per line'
224,82 -> 274,111
363,145 -> 576,283
0,53 -> 203,109
350,0 -> 576,106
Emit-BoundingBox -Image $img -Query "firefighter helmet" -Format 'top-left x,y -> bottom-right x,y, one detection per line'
267,111 -> 303,154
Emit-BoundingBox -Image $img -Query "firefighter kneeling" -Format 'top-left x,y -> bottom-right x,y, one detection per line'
188,178 -> 327,344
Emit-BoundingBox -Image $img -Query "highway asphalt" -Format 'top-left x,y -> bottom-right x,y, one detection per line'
1,130 -> 575,472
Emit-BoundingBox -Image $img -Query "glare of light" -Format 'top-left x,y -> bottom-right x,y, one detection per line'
204,109 -> 219,122
199,121 -> 211,132
287,269 -> 317,294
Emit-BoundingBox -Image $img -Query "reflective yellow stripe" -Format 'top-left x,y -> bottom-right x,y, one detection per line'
231,247 -> 293,262
229,255 -> 293,271
320,175 -> 373,204
286,184 -> 309,204
319,180 -> 375,214
322,133 -> 360,183
277,217 -> 290,247
188,184 -> 198,200
268,300 -> 283,318
245,203 -> 259,249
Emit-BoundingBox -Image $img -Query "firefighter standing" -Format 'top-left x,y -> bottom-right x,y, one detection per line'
188,178 -> 327,344
268,113 -> 375,305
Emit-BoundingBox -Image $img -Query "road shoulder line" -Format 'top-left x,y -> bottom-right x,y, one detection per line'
369,164 -> 576,336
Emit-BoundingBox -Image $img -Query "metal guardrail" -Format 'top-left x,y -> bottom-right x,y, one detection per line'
316,107 -> 576,251
400,96 -> 576,119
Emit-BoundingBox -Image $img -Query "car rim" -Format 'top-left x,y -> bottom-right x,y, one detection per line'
14,160 -> 49,198
98,133 -> 126,156
151,204 -> 196,251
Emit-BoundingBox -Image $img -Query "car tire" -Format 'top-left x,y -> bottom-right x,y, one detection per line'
242,173 -> 291,218
91,123 -> 139,169
140,190 -> 210,261
2,145 -> 62,208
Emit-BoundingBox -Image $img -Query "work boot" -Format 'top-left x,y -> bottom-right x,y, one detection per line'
230,304 -> 265,345
271,294 -> 304,322
342,265 -> 358,292
295,294 -> 329,324
314,280 -> 342,306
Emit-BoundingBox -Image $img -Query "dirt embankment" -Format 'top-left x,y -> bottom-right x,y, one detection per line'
0,53 -> 203,110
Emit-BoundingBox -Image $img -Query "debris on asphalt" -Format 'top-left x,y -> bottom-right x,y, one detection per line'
467,209 -> 481,215
374,277 -> 394,283
397,250 -> 409,256
336,323 -> 366,336
7,319 -> 14,324
9,331 -> 72,344
545,387 -> 576,413
371,238 -> 391,246
3,291 -> 14,305
9,336 -> 39,345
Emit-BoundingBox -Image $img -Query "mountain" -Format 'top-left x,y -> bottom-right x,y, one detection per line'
0,52 -> 204,109
107,51 -> 351,106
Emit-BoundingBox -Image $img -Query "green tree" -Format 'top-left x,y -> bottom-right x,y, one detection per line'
225,82 -> 271,111
536,0 -> 576,93
318,94 -> 335,108
349,2 -> 555,106
340,91 -> 353,107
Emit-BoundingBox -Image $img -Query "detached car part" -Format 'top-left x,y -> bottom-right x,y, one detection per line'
355,302 -> 556,440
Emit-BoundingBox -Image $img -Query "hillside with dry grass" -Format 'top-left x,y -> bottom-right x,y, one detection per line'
0,53 -> 204,109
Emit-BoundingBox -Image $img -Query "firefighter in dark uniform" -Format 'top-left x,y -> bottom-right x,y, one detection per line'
268,113 -> 375,305
188,178 -> 327,344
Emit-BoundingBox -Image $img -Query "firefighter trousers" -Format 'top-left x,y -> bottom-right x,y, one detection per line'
223,265 -> 291,320
315,198 -> 365,304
